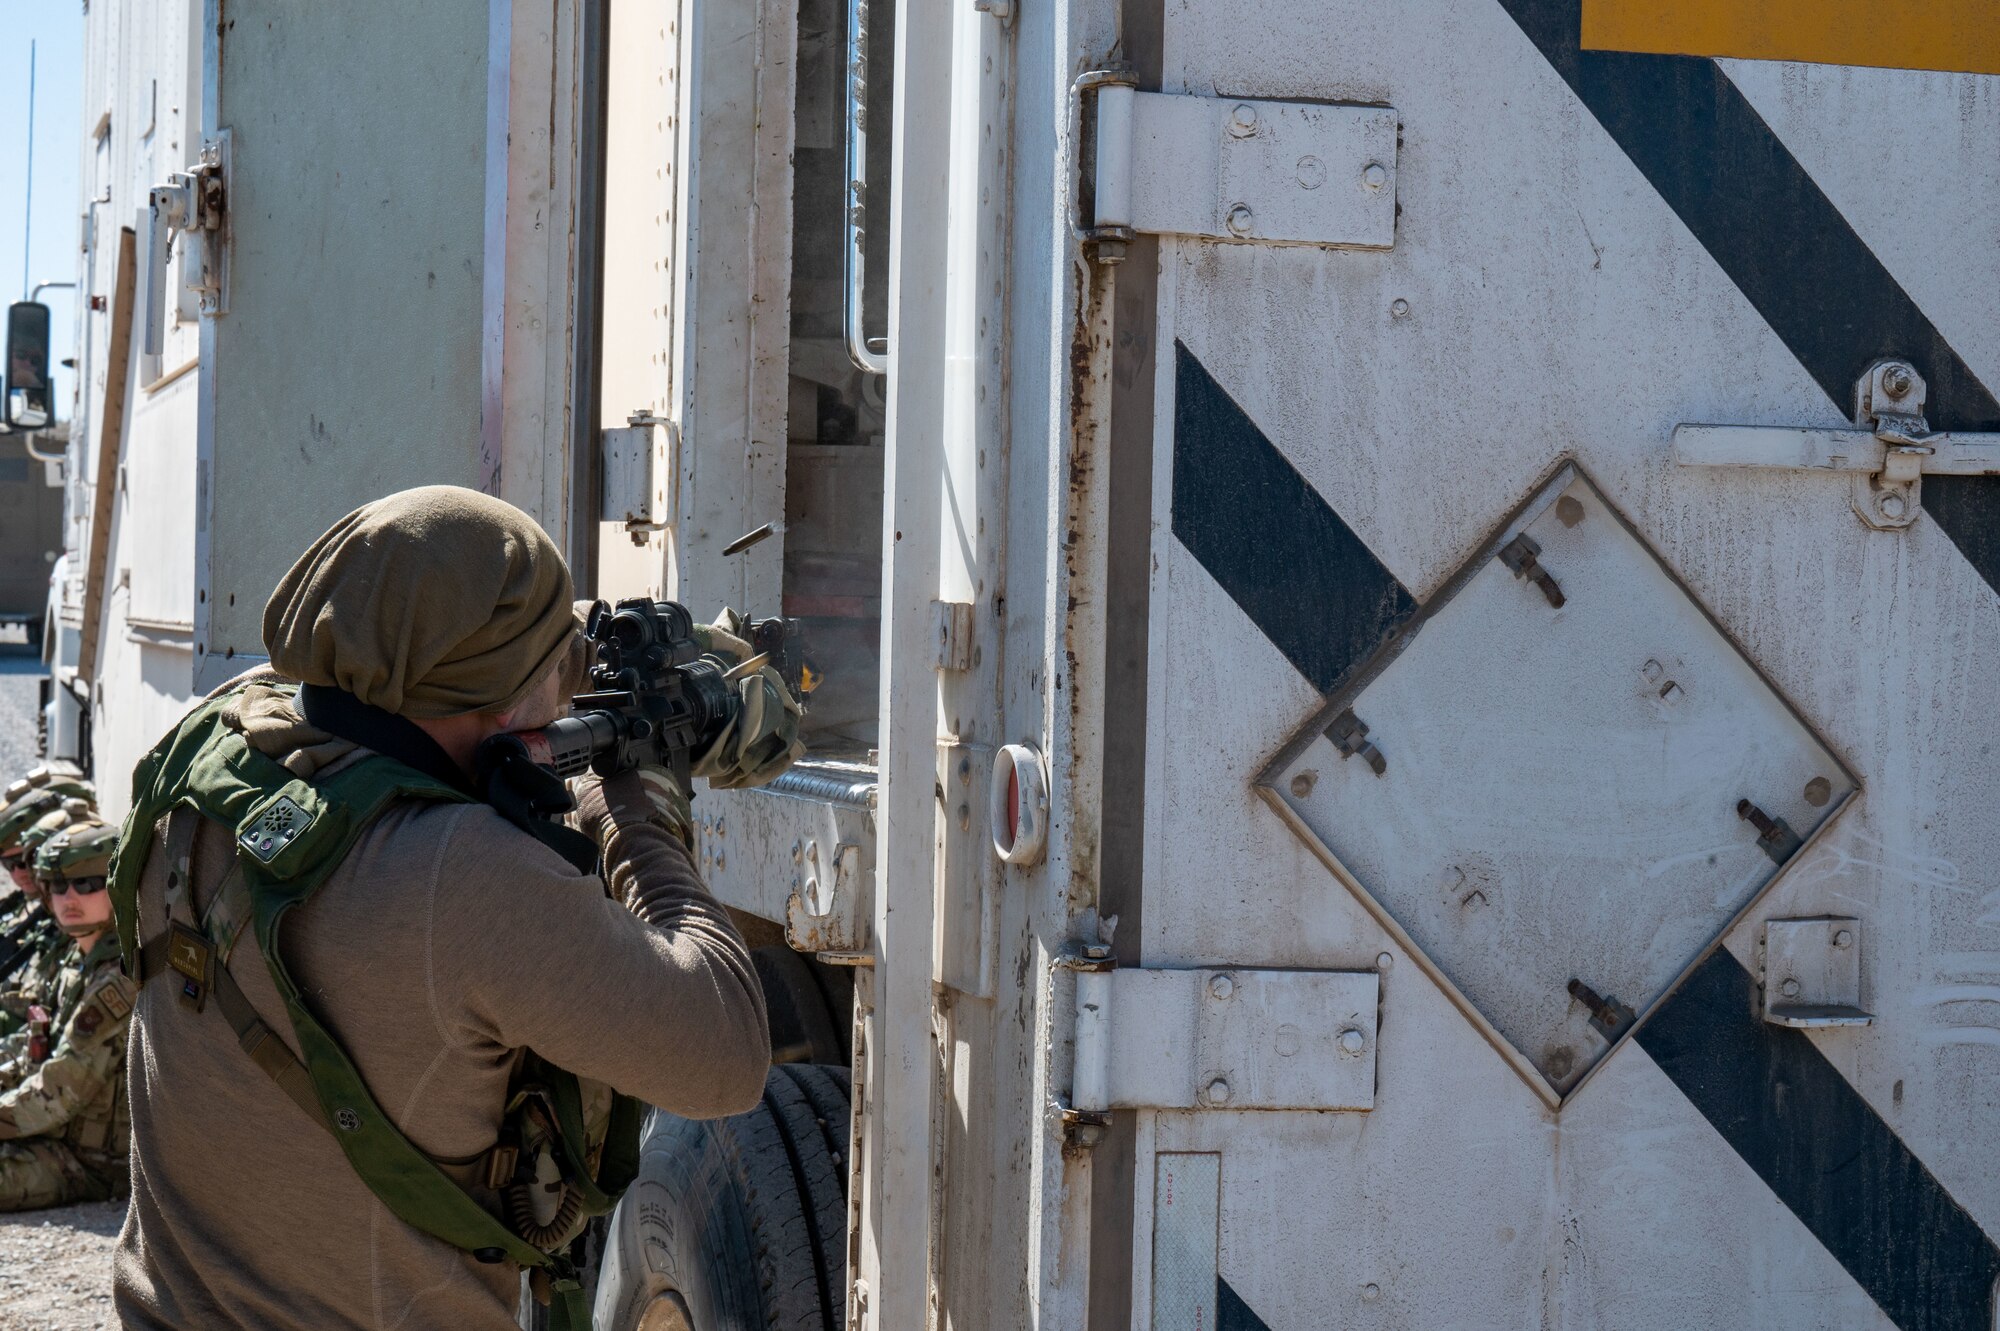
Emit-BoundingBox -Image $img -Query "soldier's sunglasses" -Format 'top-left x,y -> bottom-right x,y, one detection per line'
47,877 -> 107,896
0,853 -> 23,871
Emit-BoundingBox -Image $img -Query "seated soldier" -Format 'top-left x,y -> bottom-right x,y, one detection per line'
1,780 -> 92,926
0,820 -> 132,1211
0,799 -> 91,1047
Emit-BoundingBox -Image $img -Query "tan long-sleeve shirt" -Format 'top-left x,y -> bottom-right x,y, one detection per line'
113,776 -> 769,1330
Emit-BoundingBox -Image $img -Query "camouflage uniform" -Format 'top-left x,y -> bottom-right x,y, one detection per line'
0,804 -> 86,1043
0,822 -> 132,1210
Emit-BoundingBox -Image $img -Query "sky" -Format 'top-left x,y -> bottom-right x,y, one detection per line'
0,1 -> 83,421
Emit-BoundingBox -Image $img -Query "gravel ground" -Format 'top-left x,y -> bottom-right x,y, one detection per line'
0,657 -> 123,1331
0,654 -> 46,778
0,1199 -> 124,1329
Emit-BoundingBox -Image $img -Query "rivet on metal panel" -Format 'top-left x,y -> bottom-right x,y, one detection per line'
1326,709 -> 1387,776
1376,952 -> 1393,971
1390,298 -> 1410,318
1289,770 -> 1317,798
1225,204 -> 1255,237
1736,798 -> 1803,864
1361,1284 -> 1381,1303
1496,533 -> 1566,608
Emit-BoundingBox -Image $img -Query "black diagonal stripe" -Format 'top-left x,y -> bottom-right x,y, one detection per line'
1218,1277 -> 1274,1331
1171,342 -> 1418,695
1500,0 -> 2000,592
1638,950 -> 2000,1331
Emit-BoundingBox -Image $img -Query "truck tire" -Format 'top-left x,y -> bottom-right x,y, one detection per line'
751,946 -> 845,1066
593,1065 -> 852,1331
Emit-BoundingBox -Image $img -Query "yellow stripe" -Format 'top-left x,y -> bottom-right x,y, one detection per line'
1582,0 -> 2000,77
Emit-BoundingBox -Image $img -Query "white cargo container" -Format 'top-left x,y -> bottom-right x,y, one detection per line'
55,0 -> 2000,1327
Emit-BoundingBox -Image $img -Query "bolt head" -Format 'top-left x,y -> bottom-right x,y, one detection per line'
1225,203 -> 1255,237
1376,952 -> 1395,971
1362,162 -> 1389,190
1339,1027 -> 1367,1055
1209,973 -> 1235,1000
1780,977 -> 1801,998
1205,1077 -> 1232,1105
1879,492 -> 1906,519
1834,929 -> 1853,948
1881,364 -> 1914,399
1228,103 -> 1258,136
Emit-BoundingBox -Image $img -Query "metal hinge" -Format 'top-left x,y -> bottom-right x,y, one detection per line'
1673,359 -> 2000,531
1062,953 -> 1377,1139
1073,76 -> 1397,258
600,410 -> 675,544
142,130 -> 231,356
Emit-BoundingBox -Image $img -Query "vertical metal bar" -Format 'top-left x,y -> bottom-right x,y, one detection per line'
21,40 -> 35,300
569,0 -> 612,588
858,0 -> 952,1321
842,0 -> 887,374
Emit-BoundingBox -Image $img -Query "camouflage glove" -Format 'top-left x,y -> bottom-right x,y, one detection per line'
695,665 -> 805,790
569,766 -> 694,851
691,607 -> 755,667
688,609 -> 806,790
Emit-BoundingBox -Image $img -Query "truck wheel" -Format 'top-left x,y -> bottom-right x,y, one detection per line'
752,945 -> 853,1066
593,1065 -> 851,1331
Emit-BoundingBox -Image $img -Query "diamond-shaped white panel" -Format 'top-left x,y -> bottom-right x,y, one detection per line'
1261,464 -> 1856,1103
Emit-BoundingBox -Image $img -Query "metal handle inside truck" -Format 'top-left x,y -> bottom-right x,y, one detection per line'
843,0 -> 887,375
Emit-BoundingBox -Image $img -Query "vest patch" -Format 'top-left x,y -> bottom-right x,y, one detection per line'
97,981 -> 132,1021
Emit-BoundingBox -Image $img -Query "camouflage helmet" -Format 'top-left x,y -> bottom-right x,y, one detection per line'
15,807 -> 76,867
35,820 -> 115,883
0,762 -> 87,806
0,786 -> 87,857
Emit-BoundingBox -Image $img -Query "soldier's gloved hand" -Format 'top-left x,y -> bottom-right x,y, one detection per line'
694,663 -> 806,790
691,608 -> 754,666
569,766 -> 693,851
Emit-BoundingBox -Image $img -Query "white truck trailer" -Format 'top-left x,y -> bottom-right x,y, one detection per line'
44,0 -> 2000,1326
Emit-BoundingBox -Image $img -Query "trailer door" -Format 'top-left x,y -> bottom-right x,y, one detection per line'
1109,4 -> 2000,1326
177,0 -> 593,689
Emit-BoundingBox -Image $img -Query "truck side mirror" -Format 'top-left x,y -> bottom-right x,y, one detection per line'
5,302 -> 54,431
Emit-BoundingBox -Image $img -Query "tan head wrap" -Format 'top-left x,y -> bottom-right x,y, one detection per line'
263,486 -> 575,719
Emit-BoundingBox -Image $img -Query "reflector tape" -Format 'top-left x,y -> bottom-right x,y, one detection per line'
1583,0 -> 2000,77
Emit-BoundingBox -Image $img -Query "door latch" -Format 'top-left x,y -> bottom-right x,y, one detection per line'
143,131 -> 231,356
1673,358 -> 2000,531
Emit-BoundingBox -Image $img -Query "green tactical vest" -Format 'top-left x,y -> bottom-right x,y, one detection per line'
109,684 -> 642,1328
